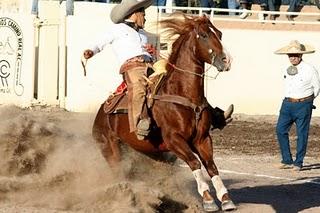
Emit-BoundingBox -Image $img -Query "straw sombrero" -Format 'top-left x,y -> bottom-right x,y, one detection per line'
110,0 -> 153,24
275,40 -> 315,55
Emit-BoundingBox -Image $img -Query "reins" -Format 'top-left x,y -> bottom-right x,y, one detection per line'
160,53 -> 221,80
167,61 -> 220,80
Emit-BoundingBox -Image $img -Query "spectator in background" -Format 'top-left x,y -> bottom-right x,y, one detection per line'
153,0 -> 166,13
76,0 -> 111,2
200,0 -> 216,8
228,0 -> 239,16
258,0 -> 269,21
175,0 -> 188,7
268,0 -> 281,21
239,0 -> 252,19
287,0 -> 303,21
274,40 -> 320,171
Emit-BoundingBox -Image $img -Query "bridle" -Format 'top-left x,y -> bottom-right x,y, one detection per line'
166,60 -> 221,80
162,25 -> 223,80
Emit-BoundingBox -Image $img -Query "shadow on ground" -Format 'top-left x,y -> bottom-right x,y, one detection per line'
301,163 -> 320,171
230,179 -> 320,213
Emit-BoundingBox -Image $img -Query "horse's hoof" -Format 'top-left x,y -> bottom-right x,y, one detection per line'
203,200 -> 219,212
221,200 -> 236,211
224,104 -> 234,119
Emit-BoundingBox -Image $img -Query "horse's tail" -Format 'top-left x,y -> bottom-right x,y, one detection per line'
92,104 -> 108,144
92,104 -> 122,167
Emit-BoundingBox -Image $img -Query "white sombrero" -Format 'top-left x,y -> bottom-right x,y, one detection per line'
274,40 -> 315,55
110,0 -> 153,24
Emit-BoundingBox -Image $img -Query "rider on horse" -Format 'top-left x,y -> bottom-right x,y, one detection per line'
83,0 -> 234,141
82,0 -> 155,140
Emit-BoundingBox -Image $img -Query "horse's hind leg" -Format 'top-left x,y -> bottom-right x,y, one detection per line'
194,136 -> 236,211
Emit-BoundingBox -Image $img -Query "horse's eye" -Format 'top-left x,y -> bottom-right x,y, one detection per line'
199,33 -> 208,39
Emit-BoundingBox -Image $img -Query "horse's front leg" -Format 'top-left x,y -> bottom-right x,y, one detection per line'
194,135 -> 236,211
164,133 -> 218,212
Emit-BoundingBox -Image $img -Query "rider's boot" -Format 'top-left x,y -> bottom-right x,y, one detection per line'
136,117 -> 151,140
135,104 -> 151,140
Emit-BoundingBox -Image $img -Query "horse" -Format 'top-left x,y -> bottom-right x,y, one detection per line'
92,13 -> 236,212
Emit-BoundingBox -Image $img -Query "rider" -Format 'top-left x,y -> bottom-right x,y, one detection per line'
82,0 -> 154,140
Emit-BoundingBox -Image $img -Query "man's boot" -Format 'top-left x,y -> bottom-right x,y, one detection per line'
136,118 -> 151,140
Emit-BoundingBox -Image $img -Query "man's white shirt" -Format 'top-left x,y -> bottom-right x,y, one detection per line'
89,23 -> 152,65
283,60 -> 320,99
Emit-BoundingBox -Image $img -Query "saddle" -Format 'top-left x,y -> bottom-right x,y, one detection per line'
103,59 -> 167,114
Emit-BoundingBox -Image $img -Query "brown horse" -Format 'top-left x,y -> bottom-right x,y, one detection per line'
92,14 -> 236,212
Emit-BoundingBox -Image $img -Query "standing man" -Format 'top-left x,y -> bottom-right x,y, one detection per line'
82,0 -> 154,140
275,40 -> 320,171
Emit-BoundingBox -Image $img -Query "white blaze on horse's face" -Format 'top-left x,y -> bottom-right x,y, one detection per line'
209,27 -> 232,71
221,43 -> 232,71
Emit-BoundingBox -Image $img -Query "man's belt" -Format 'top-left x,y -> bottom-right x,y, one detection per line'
285,95 -> 314,103
125,55 -> 152,63
119,55 -> 152,74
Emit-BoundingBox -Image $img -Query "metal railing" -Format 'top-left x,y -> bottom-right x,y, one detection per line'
157,6 -> 320,25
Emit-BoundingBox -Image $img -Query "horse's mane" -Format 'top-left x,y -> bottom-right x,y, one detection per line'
159,13 -> 201,38
159,13 -> 222,51
159,13 -> 213,71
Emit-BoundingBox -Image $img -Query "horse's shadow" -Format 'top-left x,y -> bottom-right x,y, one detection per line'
227,178 -> 320,213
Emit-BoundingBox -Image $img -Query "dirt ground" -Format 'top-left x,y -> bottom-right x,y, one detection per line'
0,105 -> 319,213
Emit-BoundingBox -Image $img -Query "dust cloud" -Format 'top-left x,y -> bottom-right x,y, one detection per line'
0,105 -> 200,213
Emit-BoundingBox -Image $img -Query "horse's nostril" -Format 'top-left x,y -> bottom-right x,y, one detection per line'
222,57 -> 227,63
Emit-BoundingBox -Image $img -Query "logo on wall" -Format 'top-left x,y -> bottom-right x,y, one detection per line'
0,17 -> 24,96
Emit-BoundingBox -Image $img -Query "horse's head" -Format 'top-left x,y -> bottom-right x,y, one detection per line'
160,13 -> 232,72
193,15 -> 231,72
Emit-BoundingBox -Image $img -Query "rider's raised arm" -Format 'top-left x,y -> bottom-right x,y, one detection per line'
85,24 -> 117,58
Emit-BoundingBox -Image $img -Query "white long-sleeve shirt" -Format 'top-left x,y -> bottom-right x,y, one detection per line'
89,23 -> 151,65
283,60 -> 320,99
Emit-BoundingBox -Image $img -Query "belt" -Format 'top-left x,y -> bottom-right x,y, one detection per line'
126,55 -> 153,63
119,55 -> 152,74
284,95 -> 314,103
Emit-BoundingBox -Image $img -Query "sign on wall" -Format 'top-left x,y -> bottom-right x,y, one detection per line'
0,17 -> 24,96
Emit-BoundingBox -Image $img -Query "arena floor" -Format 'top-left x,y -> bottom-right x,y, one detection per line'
0,106 -> 319,212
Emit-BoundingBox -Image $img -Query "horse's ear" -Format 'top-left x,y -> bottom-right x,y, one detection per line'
200,14 -> 209,21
